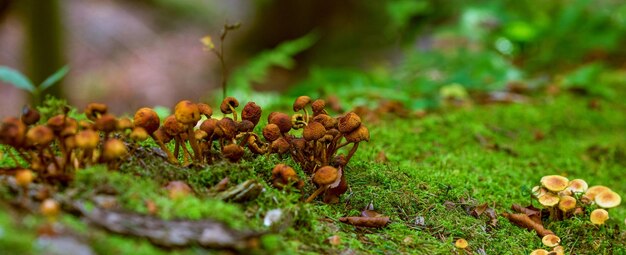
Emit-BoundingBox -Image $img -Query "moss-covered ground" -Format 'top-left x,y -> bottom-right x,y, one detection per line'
1,92 -> 625,254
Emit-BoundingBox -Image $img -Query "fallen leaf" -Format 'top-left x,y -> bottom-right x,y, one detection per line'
502,212 -> 554,237
471,203 -> 488,217
511,204 -> 541,224
214,177 -> 230,192
338,216 -> 390,228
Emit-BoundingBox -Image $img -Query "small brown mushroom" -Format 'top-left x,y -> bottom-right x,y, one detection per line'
220,97 -> 240,121
311,99 -> 327,116
263,124 -> 282,142
174,100 -> 202,161
338,112 -> 361,134
84,103 -> 108,121
293,96 -> 311,122
306,166 -> 339,203
21,105 -> 41,125
197,103 -> 213,118
242,102 -> 262,126
222,143 -> 244,162
269,112 -> 292,133
271,164 -> 303,189
102,139 -> 127,162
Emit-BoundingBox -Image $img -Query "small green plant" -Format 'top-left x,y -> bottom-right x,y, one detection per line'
0,65 -> 69,103
201,22 -> 241,99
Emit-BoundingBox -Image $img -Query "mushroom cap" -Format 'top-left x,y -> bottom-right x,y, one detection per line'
541,234 -> 560,247
552,246 -> 565,255
130,127 -> 149,142
290,138 -> 306,151
217,117 -> 238,139
194,129 -> 208,140
303,121 -> 326,141
558,195 -> 577,212
75,129 -> 100,149
116,117 -> 133,131
0,117 -> 26,147
311,99 -> 326,115
313,114 -> 337,129
103,139 -> 127,161
271,164 -> 292,179
242,102 -> 262,126
21,105 -> 41,125
291,113 -> 306,130
153,127 -> 173,143
595,190 -> 621,209
529,249 -> 549,255
313,166 -> 339,186
197,103 -> 213,118
590,208 -> 609,225
198,118 -> 216,136
220,97 -> 239,114
84,103 -> 108,121
540,175 -> 569,192
163,115 -> 185,136
134,108 -> 160,134
46,115 -> 66,133
269,112 -> 292,133
95,114 -> 118,133
263,124 -> 282,142
538,192 -> 560,207
40,199 -> 60,217
532,186 -> 547,198
344,125 -> 370,143
567,179 -> 588,193
15,169 -> 34,187
454,238 -> 468,249
238,120 -> 255,133
222,144 -> 244,162
26,125 -> 54,147
270,137 -> 290,154
293,96 -> 311,112
585,185 -> 611,200
174,100 -> 201,125
338,112 -> 361,134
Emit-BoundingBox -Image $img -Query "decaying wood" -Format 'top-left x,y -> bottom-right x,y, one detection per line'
502,212 -> 554,237
1,176 -> 263,250
338,216 -> 390,228
72,202 -> 262,249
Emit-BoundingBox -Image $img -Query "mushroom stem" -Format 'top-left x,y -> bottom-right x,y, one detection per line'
345,142 -> 360,163
176,136 -> 191,165
305,186 -> 327,203
186,127 -> 201,162
173,138 -> 180,159
228,105 -> 238,121
303,109 -> 309,123
46,147 -> 62,173
150,134 -> 177,164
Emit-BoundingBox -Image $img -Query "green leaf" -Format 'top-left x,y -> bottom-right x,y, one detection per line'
39,65 -> 69,91
0,66 -> 35,92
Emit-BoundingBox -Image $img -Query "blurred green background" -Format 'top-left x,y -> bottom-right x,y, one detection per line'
1,0 -> 625,115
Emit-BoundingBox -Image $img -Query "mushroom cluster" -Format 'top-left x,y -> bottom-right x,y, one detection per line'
1,104 -> 131,184
264,96 -> 369,203
532,175 -> 621,224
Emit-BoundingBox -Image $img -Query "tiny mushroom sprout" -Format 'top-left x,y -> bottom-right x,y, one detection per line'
102,139 -> 128,163
540,175 -> 569,192
41,199 -> 60,221
590,208 -> 609,225
306,166 -> 339,203
454,238 -> 468,249
595,190 -> 621,209
15,169 -> 34,187
271,164 -> 303,190
541,234 -> 560,247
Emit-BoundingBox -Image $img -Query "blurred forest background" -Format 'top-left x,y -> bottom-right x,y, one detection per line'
1,0 -> 626,116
